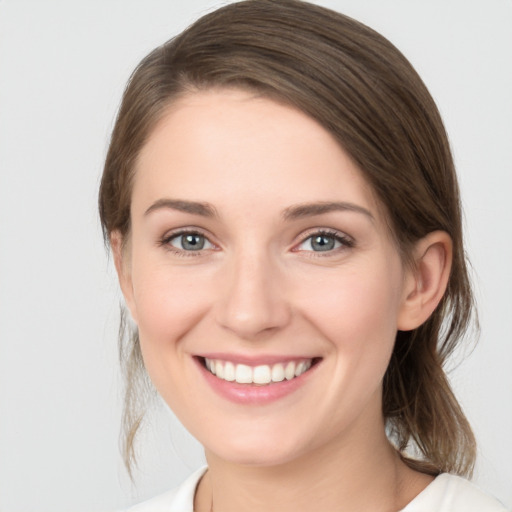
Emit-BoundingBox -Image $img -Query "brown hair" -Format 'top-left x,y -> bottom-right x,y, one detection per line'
99,0 -> 477,477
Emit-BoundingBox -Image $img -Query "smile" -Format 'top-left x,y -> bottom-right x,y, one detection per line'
196,355 -> 321,404
204,358 -> 313,385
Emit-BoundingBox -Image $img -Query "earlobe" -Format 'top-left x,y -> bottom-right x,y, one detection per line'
397,231 -> 453,331
110,231 -> 138,324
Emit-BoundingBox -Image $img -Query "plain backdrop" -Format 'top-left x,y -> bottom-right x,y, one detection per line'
0,1 -> 511,511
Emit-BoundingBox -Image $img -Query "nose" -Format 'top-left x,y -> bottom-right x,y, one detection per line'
215,249 -> 291,340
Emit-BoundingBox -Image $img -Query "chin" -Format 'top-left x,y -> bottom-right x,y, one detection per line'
211,448 -> 303,468
203,428 -> 312,468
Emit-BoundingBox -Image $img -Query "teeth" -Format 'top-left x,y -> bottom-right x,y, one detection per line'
294,361 -> 305,377
204,358 -> 313,385
294,360 -> 311,376
224,361 -> 235,381
285,361 -> 296,380
215,360 -> 224,379
235,364 -> 252,384
253,365 -> 271,385
271,363 -> 285,382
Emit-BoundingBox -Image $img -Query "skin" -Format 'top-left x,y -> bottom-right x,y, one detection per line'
113,89 -> 452,512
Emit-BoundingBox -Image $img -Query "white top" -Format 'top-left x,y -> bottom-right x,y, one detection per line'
127,466 -> 509,512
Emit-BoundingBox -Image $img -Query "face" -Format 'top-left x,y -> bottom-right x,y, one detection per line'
118,89 -> 416,467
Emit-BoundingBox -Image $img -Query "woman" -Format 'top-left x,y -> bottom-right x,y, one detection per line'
99,1 -> 507,510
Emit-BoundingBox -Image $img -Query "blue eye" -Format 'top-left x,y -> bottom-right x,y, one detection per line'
168,232 -> 214,251
297,231 -> 352,252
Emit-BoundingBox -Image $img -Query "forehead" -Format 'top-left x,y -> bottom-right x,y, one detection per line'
132,89 -> 381,220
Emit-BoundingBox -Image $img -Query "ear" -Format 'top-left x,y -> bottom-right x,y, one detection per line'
110,230 -> 138,324
397,231 -> 452,331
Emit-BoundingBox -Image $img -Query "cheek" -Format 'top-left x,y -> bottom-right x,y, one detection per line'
295,257 -> 404,397
129,260 -> 214,376
299,261 -> 403,344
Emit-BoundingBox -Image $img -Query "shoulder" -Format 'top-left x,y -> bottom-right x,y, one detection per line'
402,473 -> 509,512
125,466 -> 207,512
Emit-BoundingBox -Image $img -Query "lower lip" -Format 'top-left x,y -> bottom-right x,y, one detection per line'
194,358 -> 319,405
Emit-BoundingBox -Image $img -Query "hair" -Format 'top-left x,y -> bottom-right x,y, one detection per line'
99,0 -> 477,478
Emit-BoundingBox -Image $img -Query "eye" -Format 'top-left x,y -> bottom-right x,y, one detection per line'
296,230 -> 353,253
165,231 -> 214,252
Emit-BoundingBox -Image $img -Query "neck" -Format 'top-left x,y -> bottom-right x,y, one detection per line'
194,410 -> 432,512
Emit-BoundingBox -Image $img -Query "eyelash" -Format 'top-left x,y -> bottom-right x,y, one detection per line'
159,229 -> 214,257
294,229 -> 355,256
159,228 -> 354,257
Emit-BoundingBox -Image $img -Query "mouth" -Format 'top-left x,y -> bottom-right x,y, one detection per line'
198,356 -> 321,386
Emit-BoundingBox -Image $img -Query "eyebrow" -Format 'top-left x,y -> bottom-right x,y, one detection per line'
144,198 -> 218,218
282,201 -> 374,222
144,198 -> 373,222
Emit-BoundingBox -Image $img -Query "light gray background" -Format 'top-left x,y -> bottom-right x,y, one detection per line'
0,1 -> 511,511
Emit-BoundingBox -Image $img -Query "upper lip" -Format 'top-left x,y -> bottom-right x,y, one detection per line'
196,353 -> 320,366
